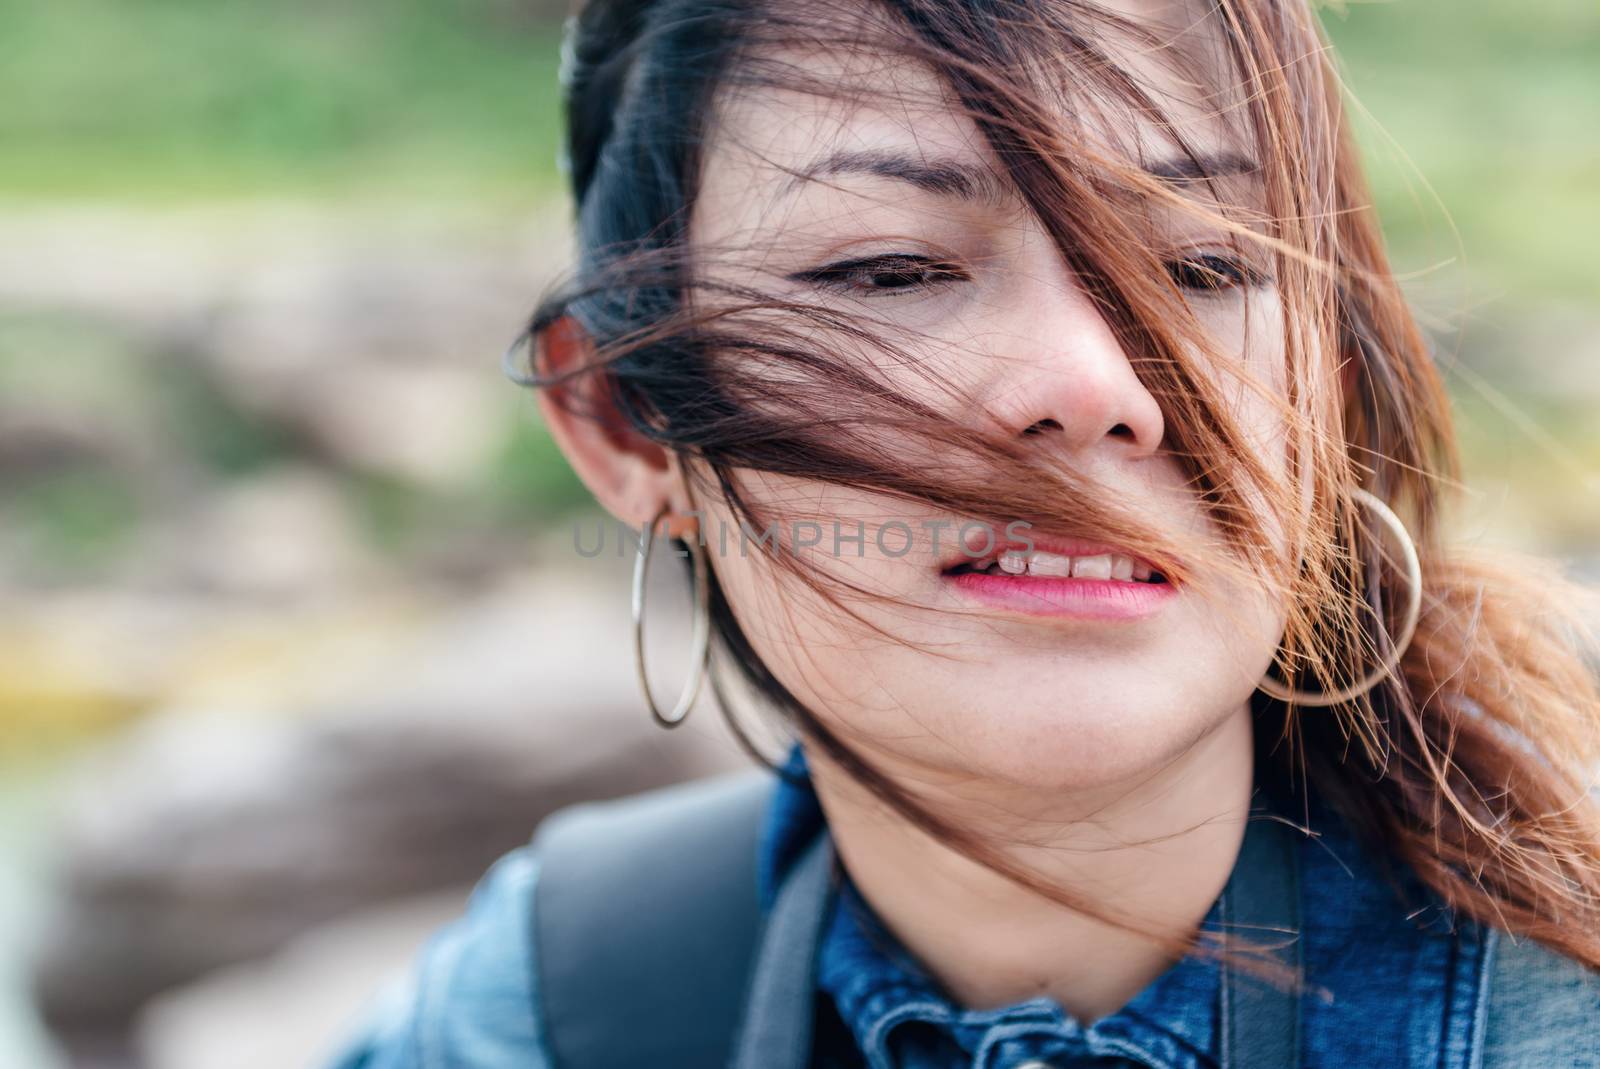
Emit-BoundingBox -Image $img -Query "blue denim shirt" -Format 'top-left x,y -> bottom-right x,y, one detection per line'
322,745 -> 1595,1069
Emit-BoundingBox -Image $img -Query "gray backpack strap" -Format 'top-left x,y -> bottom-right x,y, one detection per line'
729,830 -> 839,1069
1479,927 -> 1600,1069
530,767 -> 779,1069
1219,816 -> 1303,1069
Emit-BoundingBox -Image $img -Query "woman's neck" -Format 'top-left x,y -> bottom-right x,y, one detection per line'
804,702 -> 1255,1024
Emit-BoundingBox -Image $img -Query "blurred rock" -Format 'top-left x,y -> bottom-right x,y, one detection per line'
0,203 -> 568,346
0,404 -> 141,482
151,465 -> 373,600
138,887 -> 475,1069
0,202 -> 571,489
27,567 -> 753,1068
288,362 -> 509,488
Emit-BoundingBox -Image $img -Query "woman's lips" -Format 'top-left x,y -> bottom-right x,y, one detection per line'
943,569 -> 1177,620
939,530 -> 1176,621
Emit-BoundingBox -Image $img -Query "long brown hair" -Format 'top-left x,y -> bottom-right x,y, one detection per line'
513,0 -> 1600,973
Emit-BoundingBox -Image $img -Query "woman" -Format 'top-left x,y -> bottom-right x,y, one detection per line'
326,0 -> 1600,1065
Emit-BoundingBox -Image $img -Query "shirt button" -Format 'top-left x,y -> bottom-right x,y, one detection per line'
1012,1062 -> 1057,1069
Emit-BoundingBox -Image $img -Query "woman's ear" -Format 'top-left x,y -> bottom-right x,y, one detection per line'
533,315 -> 697,532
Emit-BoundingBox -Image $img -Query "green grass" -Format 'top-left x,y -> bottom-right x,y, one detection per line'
1449,385 -> 1600,551
0,0 -> 566,199
8,468 -> 143,576
1322,0 -> 1600,299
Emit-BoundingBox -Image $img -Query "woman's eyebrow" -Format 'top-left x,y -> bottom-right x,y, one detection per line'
777,148 -> 1013,207
778,147 -> 1261,205
1145,150 -> 1260,184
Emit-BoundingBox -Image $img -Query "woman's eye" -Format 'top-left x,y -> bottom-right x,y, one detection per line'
791,254 -> 967,296
1165,252 -> 1262,293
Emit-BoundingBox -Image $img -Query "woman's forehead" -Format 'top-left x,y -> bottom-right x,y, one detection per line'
693,0 -> 1250,246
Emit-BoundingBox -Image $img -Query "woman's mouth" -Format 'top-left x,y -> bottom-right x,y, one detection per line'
944,548 -> 1164,583
940,538 -> 1176,621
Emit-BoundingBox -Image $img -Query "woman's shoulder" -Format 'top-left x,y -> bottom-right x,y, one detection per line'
1481,928 -> 1600,1066
318,845 -> 555,1069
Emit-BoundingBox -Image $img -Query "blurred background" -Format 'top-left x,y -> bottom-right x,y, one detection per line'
1,1 -> 1595,1066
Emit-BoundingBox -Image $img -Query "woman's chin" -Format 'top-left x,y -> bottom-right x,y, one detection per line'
911,695 -> 1242,794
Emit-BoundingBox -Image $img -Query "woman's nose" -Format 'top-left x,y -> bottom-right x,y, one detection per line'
980,282 -> 1166,461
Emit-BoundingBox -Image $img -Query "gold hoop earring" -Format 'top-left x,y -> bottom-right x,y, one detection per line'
1257,487 -> 1423,707
633,503 -> 711,728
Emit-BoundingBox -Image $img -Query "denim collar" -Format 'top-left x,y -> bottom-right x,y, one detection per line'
757,743 -> 1221,1069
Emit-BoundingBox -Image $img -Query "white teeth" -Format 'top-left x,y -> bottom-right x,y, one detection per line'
968,548 -> 1156,582
1026,551 -> 1072,577
1071,554 -> 1113,579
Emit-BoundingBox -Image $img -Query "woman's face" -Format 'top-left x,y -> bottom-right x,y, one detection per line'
685,0 -> 1295,793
